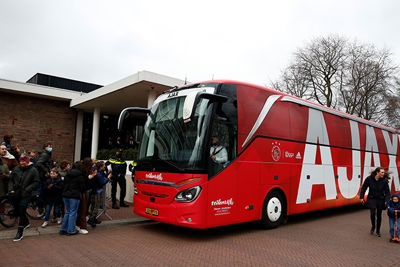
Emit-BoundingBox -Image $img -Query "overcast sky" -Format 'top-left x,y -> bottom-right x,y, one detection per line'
1,0 -> 399,87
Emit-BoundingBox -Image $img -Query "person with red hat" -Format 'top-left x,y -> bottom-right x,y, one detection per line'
8,154 -> 39,241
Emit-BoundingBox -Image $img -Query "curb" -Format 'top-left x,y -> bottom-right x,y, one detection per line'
0,217 -> 152,240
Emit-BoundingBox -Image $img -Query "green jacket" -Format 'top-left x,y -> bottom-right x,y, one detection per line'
8,164 -> 40,202
0,160 -> 9,198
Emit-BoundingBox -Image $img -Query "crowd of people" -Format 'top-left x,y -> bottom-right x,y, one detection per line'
0,134 -> 133,242
106,135 -> 139,150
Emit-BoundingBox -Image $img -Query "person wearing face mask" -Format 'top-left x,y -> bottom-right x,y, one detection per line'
209,136 -> 228,164
35,142 -> 54,218
8,154 -> 39,241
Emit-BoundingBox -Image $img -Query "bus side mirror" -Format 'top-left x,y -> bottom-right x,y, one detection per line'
118,107 -> 150,131
182,93 -> 228,122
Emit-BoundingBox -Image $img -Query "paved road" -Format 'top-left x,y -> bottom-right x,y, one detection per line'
1,206 -> 399,266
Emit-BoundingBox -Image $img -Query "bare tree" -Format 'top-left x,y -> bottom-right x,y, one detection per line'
273,35 -> 398,127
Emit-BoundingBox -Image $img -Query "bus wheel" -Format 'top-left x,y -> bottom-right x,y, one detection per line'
261,190 -> 286,229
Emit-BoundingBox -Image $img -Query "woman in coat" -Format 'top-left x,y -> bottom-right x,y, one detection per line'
360,167 -> 390,237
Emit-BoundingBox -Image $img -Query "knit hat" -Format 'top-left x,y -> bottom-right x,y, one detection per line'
19,154 -> 30,163
392,193 -> 400,200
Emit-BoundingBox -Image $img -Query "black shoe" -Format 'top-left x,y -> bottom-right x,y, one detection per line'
376,232 -> 381,237
67,231 -> 78,236
59,230 -> 67,235
112,204 -> 120,209
23,224 -> 30,230
370,227 -> 375,235
120,202 -> 129,207
87,219 -> 97,228
94,218 -> 102,224
13,231 -> 23,242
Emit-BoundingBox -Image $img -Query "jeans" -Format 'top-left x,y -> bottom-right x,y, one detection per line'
44,202 -> 60,222
389,216 -> 400,237
60,198 -> 80,234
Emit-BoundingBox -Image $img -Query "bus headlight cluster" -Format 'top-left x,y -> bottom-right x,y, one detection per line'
175,186 -> 202,202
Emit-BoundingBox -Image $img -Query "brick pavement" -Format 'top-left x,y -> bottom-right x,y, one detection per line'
1,205 -> 400,266
0,200 -> 149,239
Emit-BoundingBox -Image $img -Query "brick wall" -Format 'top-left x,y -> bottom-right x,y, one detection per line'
0,92 -> 76,163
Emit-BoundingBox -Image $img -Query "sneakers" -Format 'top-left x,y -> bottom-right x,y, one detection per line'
57,217 -> 62,224
75,226 -> 81,231
13,231 -> 23,242
376,232 -> 381,237
23,224 -> 30,230
79,229 -> 88,234
36,213 -> 44,218
41,221 -> 49,228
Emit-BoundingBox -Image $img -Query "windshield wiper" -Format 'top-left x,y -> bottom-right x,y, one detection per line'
161,159 -> 186,172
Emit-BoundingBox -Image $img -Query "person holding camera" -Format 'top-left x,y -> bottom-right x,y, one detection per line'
8,154 -> 40,241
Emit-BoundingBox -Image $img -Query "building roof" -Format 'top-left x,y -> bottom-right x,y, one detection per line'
70,70 -> 186,114
0,78 -> 82,101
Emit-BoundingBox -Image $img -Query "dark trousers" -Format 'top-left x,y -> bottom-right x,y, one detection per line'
370,208 -> 383,232
111,177 -> 126,204
17,203 -> 29,228
76,192 -> 89,230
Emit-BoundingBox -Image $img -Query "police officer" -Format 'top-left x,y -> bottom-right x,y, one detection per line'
128,160 -> 137,184
106,149 -> 128,209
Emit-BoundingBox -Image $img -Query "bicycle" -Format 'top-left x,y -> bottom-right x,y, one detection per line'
0,198 -> 17,228
0,196 -> 44,228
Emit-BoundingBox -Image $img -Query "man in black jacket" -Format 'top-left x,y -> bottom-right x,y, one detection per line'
35,142 -> 53,217
8,154 -> 40,241
106,149 -> 128,209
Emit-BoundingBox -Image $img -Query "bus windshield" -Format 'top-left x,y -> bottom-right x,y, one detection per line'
138,95 -> 212,172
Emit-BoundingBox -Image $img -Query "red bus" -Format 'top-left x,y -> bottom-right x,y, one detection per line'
119,80 -> 400,229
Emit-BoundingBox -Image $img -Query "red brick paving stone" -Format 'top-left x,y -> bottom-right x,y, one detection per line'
0,200 -> 135,231
1,206 -> 400,266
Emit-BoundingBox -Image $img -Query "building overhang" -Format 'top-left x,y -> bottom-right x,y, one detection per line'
0,78 -> 82,101
70,70 -> 186,114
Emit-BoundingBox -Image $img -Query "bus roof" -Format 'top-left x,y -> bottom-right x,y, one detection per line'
179,80 -> 398,134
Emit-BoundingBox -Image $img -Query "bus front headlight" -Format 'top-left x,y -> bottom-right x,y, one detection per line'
175,186 -> 202,202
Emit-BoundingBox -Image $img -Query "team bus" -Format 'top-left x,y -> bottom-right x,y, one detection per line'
118,80 -> 400,229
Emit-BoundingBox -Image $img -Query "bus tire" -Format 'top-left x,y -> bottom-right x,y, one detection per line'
261,190 -> 286,229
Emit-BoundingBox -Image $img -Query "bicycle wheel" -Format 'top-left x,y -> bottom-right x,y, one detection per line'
26,201 -> 43,220
0,199 -> 17,228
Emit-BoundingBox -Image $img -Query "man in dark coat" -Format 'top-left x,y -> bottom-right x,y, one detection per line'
8,154 -> 40,241
106,149 -> 128,209
35,142 -> 54,217
360,167 -> 390,237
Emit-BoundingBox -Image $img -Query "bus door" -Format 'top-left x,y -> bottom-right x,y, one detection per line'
207,84 -> 239,226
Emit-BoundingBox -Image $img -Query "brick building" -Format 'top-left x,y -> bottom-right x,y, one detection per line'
0,71 -> 185,163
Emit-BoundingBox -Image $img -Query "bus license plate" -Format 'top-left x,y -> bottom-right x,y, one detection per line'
145,208 -> 159,216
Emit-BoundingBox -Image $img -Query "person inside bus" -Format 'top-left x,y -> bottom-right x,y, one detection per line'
209,136 -> 228,164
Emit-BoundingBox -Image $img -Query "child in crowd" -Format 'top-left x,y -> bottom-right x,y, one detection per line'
42,168 -> 64,227
57,160 -> 71,178
387,193 -> 400,242
87,161 -> 111,227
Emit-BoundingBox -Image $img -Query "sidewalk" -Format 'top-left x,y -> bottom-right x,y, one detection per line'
0,201 -> 151,240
